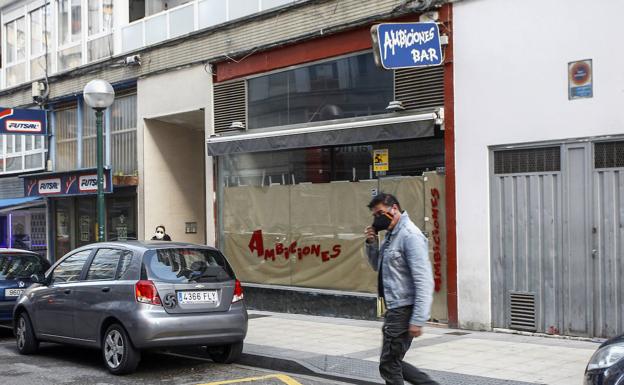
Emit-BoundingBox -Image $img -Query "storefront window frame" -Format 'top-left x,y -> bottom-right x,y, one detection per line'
215,136 -> 445,250
245,50 -> 395,130
52,187 -> 138,260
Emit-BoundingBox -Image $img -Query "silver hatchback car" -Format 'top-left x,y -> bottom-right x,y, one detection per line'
13,241 -> 248,374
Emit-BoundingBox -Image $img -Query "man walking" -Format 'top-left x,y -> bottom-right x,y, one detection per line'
365,193 -> 438,385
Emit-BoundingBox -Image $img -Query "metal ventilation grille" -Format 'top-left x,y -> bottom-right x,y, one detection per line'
394,66 -> 444,110
509,292 -> 536,331
595,141 -> 624,169
494,147 -> 561,174
213,80 -> 246,135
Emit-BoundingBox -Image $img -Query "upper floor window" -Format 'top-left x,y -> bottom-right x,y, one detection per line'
87,0 -> 114,61
5,16 -> 27,87
88,0 -> 113,36
130,0 -> 192,22
58,0 -> 81,46
0,134 -> 47,175
6,17 -> 26,64
56,92 -> 137,175
55,105 -> 78,171
247,52 -> 394,129
122,0 -> 297,52
30,4 -> 53,80
58,0 -> 82,71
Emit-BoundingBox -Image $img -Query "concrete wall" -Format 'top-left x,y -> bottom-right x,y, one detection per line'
137,64 -> 214,244
453,0 -> 624,329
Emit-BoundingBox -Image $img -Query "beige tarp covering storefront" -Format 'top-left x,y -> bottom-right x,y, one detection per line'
223,173 -> 447,317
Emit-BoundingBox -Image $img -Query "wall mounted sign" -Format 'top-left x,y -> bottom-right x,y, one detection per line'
568,59 -> 593,100
0,108 -> 47,135
373,149 -> 389,172
371,22 -> 443,69
23,168 -> 113,197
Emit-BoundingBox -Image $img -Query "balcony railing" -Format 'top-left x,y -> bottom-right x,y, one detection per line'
121,0 -> 296,53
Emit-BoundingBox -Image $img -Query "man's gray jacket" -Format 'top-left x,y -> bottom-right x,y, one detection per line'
366,211 -> 434,326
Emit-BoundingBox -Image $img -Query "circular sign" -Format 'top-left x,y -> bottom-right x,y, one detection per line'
570,61 -> 591,85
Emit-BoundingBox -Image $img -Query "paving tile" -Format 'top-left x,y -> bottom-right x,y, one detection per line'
245,312 -> 598,384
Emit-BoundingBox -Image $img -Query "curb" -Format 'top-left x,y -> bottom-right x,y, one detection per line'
239,352 -> 383,385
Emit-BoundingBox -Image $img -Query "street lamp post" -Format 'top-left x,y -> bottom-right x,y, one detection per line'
83,80 -> 115,242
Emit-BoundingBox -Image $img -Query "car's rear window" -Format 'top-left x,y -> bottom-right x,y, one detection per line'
0,253 -> 49,280
143,248 -> 235,283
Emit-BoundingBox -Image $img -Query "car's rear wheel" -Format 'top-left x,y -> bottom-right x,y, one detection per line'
207,341 -> 243,364
102,324 -> 140,375
15,312 -> 38,355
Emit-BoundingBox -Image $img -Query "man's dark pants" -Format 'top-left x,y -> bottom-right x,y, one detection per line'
380,306 -> 439,385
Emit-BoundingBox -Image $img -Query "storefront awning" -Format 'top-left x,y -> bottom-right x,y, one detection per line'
206,111 -> 439,156
0,196 -> 44,213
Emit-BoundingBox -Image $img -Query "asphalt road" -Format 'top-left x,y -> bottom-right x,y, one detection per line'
0,328 -> 345,385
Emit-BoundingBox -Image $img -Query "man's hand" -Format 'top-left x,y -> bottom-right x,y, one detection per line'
409,324 -> 423,338
365,226 -> 378,244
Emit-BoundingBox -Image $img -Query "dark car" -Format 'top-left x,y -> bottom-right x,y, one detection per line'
585,335 -> 624,385
0,249 -> 50,322
13,241 -> 248,374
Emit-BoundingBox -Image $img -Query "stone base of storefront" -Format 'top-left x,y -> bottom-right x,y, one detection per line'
242,283 -> 379,321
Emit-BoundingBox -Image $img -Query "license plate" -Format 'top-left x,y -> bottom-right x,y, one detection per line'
177,290 -> 218,304
4,288 -> 25,298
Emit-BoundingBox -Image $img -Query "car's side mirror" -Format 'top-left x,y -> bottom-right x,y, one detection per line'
30,273 -> 46,285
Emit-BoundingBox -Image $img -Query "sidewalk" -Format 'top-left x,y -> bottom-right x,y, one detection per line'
243,311 -> 599,385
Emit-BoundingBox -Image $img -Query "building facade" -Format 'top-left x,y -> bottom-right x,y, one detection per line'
0,0 -> 459,324
454,0 -> 624,338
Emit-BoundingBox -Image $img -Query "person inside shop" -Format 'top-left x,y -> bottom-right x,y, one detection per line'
151,225 -> 172,241
364,193 -> 438,385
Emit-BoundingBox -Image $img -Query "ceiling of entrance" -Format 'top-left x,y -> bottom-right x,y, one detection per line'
151,109 -> 204,131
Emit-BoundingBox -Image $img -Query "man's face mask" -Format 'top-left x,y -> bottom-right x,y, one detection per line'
155,229 -> 165,240
372,208 -> 395,232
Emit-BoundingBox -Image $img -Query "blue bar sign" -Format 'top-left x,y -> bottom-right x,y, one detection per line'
373,22 -> 443,69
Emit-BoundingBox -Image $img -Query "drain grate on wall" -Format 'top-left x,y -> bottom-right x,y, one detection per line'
595,141 -> 624,169
394,66 -> 445,110
213,79 -> 247,135
508,292 -> 536,331
494,147 -> 561,174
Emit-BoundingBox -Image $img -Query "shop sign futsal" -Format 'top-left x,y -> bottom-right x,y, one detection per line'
371,22 -> 443,69
23,168 -> 112,197
0,108 -> 47,135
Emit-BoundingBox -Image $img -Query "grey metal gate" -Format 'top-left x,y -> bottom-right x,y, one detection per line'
491,142 -> 624,338
491,146 -> 563,334
592,141 -> 624,337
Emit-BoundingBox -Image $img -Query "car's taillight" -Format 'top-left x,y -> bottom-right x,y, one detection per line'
135,280 -> 162,306
232,279 -> 244,303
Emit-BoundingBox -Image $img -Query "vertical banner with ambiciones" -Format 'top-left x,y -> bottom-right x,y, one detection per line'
424,171 -> 448,322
